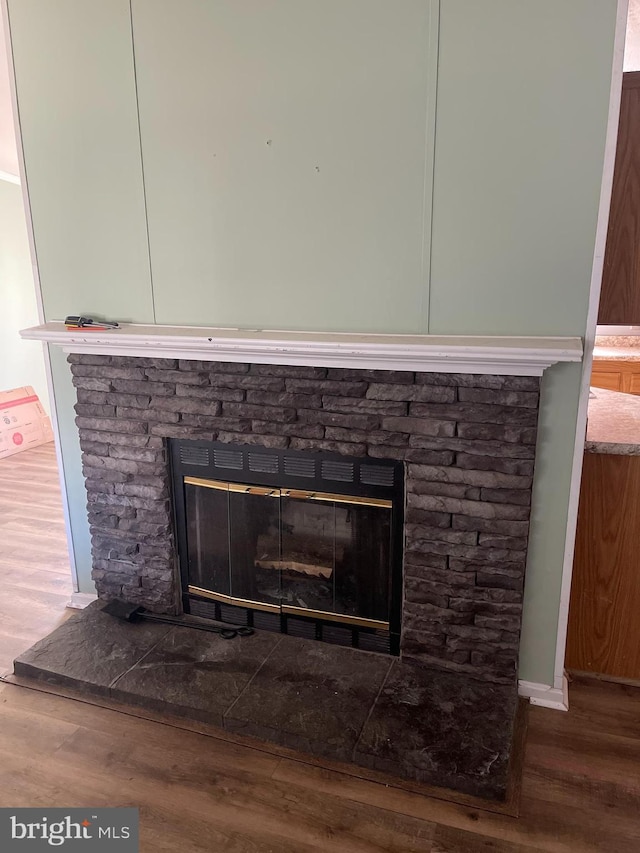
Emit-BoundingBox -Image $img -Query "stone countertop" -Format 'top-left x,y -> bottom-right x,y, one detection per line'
593,347 -> 640,361
594,335 -> 640,361
586,387 -> 640,455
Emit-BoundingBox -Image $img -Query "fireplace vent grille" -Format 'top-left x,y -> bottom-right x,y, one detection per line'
177,443 -> 397,491
213,448 -> 244,470
358,632 -> 392,654
323,624 -> 354,646
360,464 -> 395,487
248,452 -> 279,474
321,460 -> 354,483
287,618 -> 317,640
283,456 -> 315,478
179,445 -> 210,467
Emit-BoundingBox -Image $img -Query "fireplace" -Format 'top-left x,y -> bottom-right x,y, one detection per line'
15,322 -> 584,799
64,352 -> 544,685
170,439 -> 404,654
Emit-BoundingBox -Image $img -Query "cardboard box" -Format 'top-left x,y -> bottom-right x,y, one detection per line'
0,386 -> 54,460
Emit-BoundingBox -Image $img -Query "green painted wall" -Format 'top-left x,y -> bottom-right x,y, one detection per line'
131,0 -> 438,333
8,0 -> 154,593
428,1 -> 616,338
7,0 -> 154,324
428,0 -> 618,685
0,180 -> 49,412
8,0 -> 620,682
521,363 -> 584,684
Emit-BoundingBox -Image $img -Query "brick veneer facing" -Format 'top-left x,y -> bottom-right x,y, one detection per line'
69,354 -> 540,685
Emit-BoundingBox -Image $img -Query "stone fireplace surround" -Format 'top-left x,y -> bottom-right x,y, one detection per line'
69,353 -> 541,686
15,323 -> 583,800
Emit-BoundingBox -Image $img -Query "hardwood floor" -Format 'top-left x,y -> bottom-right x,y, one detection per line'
1,445 -> 640,851
0,442 -> 72,674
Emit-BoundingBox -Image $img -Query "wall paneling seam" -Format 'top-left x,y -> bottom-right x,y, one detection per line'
128,0 -> 156,324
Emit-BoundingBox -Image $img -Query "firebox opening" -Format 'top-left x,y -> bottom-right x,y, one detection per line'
170,439 -> 404,655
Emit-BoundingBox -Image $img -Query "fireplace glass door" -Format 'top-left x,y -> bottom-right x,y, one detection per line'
184,477 -> 393,630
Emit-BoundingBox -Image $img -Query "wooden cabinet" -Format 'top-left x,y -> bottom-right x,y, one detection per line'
566,453 -> 640,679
591,359 -> 640,394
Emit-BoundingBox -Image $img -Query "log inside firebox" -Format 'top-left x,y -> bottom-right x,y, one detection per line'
254,534 -> 341,579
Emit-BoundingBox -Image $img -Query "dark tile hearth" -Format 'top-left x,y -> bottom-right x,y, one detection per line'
111,625 -> 282,726
12,605 -> 173,697
354,663 -> 515,800
14,603 -> 519,802
224,637 -> 392,762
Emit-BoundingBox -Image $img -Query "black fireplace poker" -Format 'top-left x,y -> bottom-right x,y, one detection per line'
101,599 -> 254,640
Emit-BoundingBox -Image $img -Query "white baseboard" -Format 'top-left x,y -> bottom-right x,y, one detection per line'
66,592 -> 98,610
518,674 -> 569,711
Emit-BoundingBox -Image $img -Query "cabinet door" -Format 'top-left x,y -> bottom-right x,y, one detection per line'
8,0 -> 153,322
591,369 -> 623,392
566,454 -> 640,679
628,373 -> 640,395
130,0 -> 438,333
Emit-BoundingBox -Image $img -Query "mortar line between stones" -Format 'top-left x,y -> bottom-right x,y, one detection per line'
108,625 -> 175,690
351,658 -> 395,760
223,635 -> 285,722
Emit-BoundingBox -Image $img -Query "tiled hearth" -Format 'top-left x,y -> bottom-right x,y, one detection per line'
14,601 -> 522,803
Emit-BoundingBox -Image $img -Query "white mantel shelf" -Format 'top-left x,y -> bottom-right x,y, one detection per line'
20,322 -> 584,376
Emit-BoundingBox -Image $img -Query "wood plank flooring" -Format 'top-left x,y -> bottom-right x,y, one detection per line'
0,442 -> 72,674
1,444 -> 640,851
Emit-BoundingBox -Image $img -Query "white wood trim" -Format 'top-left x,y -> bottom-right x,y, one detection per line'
20,322 -> 583,376
66,592 -> 98,610
1,0 -> 80,593
552,0 -> 629,694
0,169 -> 19,184
518,674 -> 569,712
596,324 -> 640,336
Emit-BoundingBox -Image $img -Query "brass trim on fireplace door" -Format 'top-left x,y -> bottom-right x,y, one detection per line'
280,488 -> 392,509
227,483 -> 280,497
184,477 -> 229,491
184,476 -> 392,509
184,476 -> 279,497
281,605 -> 389,630
189,584 -> 390,629
188,585 -> 280,613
